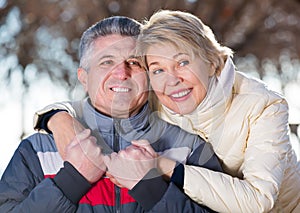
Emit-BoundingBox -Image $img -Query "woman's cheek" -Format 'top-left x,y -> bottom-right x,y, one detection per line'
150,76 -> 165,92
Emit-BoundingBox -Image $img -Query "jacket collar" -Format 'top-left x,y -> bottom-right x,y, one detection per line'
82,98 -> 151,135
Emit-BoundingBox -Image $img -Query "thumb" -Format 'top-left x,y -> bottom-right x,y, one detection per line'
102,154 -> 112,167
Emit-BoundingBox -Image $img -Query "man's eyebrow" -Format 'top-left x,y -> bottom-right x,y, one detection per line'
128,55 -> 139,59
98,55 -> 114,61
96,55 -> 114,66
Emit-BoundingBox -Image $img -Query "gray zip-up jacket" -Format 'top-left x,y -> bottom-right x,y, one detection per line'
0,98 -> 222,212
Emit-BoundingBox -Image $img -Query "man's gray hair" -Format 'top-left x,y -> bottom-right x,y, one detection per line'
79,16 -> 141,69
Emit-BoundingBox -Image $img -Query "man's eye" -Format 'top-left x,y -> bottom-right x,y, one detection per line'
178,60 -> 189,67
128,60 -> 141,67
100,60 -> 113,66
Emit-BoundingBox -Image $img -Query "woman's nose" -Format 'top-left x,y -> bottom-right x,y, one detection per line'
166,72 -> 182,86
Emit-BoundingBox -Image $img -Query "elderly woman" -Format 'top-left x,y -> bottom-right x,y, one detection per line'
134,10 -> 300,212
34,10 -> 300,212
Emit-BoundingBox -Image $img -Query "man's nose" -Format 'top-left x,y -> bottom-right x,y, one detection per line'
112,62 -> 131,80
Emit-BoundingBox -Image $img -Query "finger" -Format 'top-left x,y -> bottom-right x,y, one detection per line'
76,129 -> 91,140
118,147 -> 141,158
105,171 -> 112,178
70,129 -> 92,146
118,149 -> 128,158
125,145 -> 142,152
108,176 -> 123,188
67,137 -> 80,148
120,146 -> 152,160
131,140 -> 157,157
102,153 -> 115,166
87,135 -> 97,144
72,118 -> 86,134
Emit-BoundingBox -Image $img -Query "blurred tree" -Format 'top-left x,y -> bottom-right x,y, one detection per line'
0,0 -> 299,137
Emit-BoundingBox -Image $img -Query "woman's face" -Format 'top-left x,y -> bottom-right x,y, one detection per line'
146,43 -> 213,115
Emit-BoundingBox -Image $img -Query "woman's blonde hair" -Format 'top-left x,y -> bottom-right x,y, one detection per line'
137,10 -> 233,75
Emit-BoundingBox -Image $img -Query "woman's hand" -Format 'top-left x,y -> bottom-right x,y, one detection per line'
132,140 -> 177,181
103,140 -> 158,190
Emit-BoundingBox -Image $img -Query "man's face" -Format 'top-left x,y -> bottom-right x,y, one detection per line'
78,34 -> 148,118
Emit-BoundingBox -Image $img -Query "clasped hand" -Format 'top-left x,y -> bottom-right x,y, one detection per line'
64,129 -> 158,189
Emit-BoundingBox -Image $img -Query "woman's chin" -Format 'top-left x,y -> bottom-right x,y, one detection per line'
169,104 -> 197,115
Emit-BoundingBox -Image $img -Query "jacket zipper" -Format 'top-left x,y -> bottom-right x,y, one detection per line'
113,119 -> 121,212
115,185 -> 121,213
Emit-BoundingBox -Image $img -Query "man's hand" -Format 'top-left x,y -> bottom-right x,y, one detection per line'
48,111 -> 85,160
103,140 -> 157,190
65,129 -> 106,184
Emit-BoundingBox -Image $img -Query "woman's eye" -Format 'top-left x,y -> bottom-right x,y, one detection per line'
152,69 -> 164,75
179,60 -> 189,67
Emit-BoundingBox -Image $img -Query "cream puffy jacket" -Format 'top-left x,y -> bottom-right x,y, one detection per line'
157,58 -> 300,213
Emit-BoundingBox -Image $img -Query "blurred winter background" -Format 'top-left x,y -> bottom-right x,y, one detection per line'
1,0 -> 300,177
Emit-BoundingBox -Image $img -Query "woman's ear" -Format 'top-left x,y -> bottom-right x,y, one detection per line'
77,68 -> 88,91
209,63 -> 217,76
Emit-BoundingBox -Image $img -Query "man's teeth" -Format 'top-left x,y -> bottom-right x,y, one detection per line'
171,90 -> 191,98
111,88 -> 130,92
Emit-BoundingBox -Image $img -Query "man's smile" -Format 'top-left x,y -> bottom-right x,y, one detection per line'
110,87 -> 131,93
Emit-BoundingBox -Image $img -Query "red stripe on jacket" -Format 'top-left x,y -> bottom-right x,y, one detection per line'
44,175 -> 135,206
80,178 -> 136,206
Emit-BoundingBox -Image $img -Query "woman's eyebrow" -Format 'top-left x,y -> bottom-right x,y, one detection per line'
147,52 -> 188,67
173,53 -> 188,59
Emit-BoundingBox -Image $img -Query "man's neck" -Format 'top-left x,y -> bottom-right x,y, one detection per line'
87,98 -> 146,119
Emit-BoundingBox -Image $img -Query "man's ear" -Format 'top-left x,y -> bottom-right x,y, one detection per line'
77,68 -> 88,91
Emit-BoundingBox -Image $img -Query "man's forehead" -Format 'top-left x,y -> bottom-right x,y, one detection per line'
93,36 -> 136,58
98,45 -> 135,57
